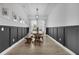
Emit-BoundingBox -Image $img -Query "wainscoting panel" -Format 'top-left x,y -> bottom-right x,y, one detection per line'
53,27 -> 58,41
65,26 -> 79,54
51,28 -> 54,38
23,28 -> 25,36
17,27 -> 22,40
0,25 -> 29,53
46,27 -> 55,39
9,27 -> 18,46
24,28 -> 26,36
58,27 -> 65,45
0,26 -> 9,52
48,28 -> 52,37
46,26 -> 79,54
21,28 -> 24,37
27,27 -> 29,34
46,27 -> 54,38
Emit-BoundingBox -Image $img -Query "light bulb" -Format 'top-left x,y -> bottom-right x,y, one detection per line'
35,15 -> 39,19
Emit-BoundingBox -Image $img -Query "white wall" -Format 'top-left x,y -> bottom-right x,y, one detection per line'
0,3 -> 29,27
46,3 -> 79,27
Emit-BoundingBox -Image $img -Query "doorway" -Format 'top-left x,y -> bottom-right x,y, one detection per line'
29,19 -> 46,34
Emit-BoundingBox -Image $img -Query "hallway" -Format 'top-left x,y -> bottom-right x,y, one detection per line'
4,35 -> 74,55
0,3 -> 79,55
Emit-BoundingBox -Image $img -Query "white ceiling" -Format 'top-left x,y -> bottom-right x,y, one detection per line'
0,3 -> 58,26
20,3 -> 58,20
26,3 -> 48,16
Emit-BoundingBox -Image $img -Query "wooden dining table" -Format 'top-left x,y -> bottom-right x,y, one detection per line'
32,31 -> 44,42
25,31 -> 44,45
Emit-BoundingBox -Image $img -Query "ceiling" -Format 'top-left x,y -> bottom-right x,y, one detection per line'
20,3 -> 58,20
0,3 -> 58,26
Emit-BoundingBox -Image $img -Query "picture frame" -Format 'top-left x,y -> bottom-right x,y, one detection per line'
2,8 -> 8,16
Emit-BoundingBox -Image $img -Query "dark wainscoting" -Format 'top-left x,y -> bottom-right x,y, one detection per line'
46,26 -> 79,54
53,27 -> 58,41
9,27 -> 18,46
46,27 -> 58,41
0,25 -> 29,53
65,26 -> 79,54
0,26 -> 10,53
58,27 -> 65,45
17,27 -> 22,40
27,27 -> 29,34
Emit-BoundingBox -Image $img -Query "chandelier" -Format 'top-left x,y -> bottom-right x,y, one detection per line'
35,8 -> 39,26
35,8 -> 39,32
35,8 -> 39,19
